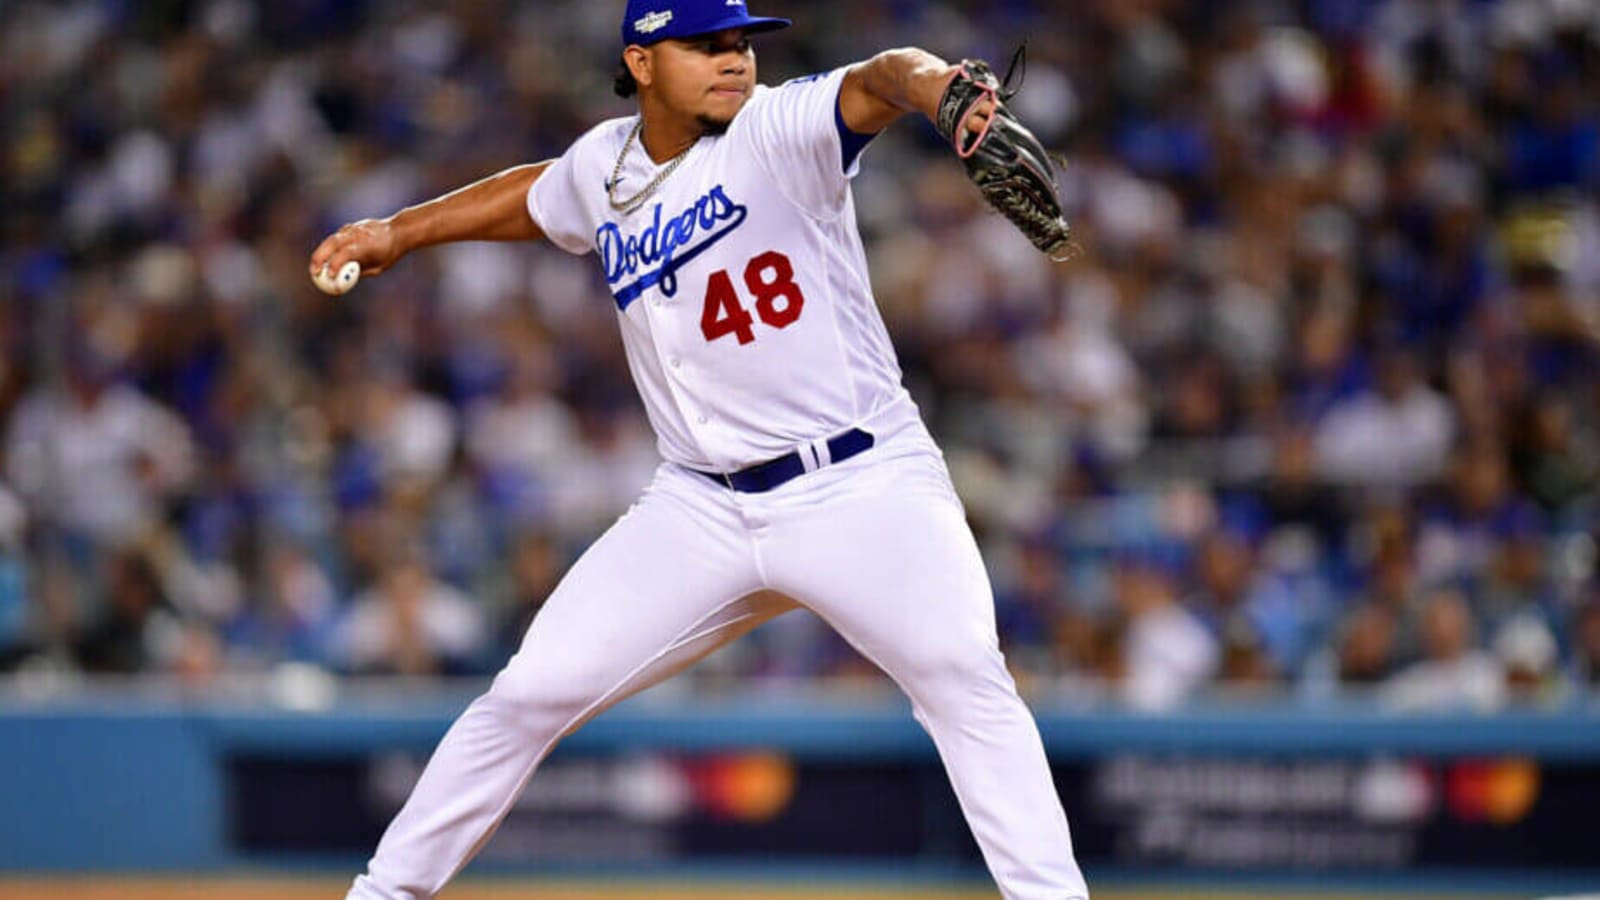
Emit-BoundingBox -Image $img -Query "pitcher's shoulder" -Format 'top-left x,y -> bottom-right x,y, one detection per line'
730,70 -> 844,126
728,75 -> 813,141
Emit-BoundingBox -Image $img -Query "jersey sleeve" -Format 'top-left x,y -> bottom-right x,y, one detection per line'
526,141 -> 595,256
740,66 -> 879,219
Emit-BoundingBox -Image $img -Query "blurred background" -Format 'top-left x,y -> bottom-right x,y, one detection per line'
3,0 -> 1600,895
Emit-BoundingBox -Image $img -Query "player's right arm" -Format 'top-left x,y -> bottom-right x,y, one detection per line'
308,161 -> 552,283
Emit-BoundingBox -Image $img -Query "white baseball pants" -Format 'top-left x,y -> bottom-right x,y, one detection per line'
347,419 -> 1089,900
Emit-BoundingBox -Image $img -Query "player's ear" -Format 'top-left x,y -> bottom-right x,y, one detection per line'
623,45 -> 653,90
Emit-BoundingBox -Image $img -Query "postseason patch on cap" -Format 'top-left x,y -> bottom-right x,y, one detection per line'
621,0 -> 790,47
634,10 -> 673,34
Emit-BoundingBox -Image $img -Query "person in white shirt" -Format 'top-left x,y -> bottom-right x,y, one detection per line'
1382,587 -> 1505,712
4,364 -> 194,546
1314,349 -> 1454,489
311,2 -> 1088,897
1116,555 -> 1219,711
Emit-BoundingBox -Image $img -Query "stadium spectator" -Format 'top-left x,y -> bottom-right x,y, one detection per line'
1492,612 -> 1561,704
1510,394 -> 1598,520
1248,425 -> 1345,556
1217,617 -> 1278,690
71,547 -> 186,675
1382,587 -> 1506,711
3,338 -> 196,548
1186,528 -> 1259,654
1313,349 -> 1455,490
221,539 -> 339,670
332,545 -> 486,677
464,345 -> 579,536
1013,273 -> 1148,462
1335,603 -> 1400,688
486,528 -> 563,657
1115,554 -> 1218,710
1416,443 -> 1546,589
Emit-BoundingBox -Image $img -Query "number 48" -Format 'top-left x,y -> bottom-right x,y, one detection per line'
700,250 -> 806,345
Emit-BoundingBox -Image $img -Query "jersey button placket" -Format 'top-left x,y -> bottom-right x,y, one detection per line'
643,286 -> 720,466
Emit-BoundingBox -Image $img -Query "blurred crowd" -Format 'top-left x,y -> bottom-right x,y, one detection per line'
3,0 -> 1600,710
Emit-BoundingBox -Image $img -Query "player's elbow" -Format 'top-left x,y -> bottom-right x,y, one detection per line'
853,47 -> 956,126
841,51 -> 921,134
859,47 -> 928,99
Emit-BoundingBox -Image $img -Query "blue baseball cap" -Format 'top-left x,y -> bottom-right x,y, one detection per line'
621,0 -> 791,47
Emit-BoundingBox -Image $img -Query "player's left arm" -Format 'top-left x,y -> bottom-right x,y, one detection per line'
840,48 -> 992,136
844,46 -> 1075,259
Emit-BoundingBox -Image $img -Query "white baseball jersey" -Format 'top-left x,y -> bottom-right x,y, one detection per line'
526,67 -> 912,472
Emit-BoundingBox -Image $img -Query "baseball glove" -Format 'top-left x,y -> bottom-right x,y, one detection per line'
935,48 -> 1075,261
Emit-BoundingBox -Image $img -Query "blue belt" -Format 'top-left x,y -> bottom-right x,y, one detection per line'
694,428 -> 875,493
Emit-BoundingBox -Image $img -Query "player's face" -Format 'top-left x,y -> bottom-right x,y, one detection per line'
650,29 -> 756,134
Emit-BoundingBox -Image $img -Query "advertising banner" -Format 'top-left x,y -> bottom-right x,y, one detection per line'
227,749 -> 1599,870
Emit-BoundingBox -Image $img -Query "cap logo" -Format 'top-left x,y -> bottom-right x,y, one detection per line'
634,10 -> 673,34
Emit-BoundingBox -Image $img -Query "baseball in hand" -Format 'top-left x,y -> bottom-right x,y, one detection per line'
313,260 -> 362,296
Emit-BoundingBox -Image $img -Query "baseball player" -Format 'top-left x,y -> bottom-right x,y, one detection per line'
309,1 -> 1084,898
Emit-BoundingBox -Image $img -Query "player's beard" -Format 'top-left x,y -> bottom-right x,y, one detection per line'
696,113 -> 733,136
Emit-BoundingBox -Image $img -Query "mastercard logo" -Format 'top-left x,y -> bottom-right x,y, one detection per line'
687,752 -> 798,823
1446,758 -> 1541,825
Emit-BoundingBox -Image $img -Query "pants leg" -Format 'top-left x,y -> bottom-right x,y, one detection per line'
759,454 -> 1089,900
348,469 -> 787,900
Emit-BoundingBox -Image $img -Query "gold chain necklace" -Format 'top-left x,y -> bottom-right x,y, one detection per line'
607,119 -> 695,215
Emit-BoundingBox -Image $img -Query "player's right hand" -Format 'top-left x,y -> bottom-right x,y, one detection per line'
308,217 -> 402,285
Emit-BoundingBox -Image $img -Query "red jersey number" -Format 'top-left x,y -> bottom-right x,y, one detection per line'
700,270 -> 756,345
699,251 -> 807,345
